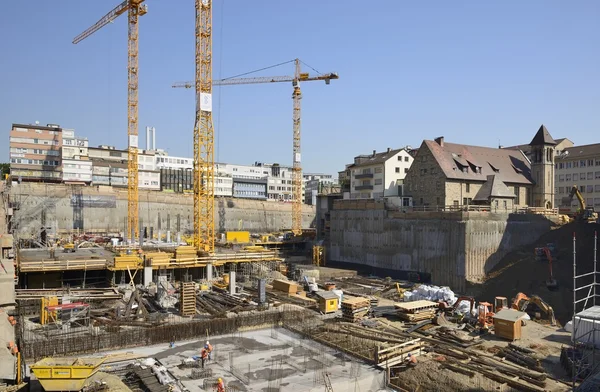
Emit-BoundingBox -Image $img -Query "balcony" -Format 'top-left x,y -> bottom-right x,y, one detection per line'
355,185 -> 373,190
355,173 -> 373,179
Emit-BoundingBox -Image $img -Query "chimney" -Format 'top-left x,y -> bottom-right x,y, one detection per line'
434,136 -> 444,147
372,150 -> 376,157
387,147 -> 391,153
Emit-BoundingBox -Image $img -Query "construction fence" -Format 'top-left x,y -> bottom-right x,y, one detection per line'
19,305 -> 312,361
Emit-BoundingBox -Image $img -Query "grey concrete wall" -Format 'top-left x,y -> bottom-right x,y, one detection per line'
8,183 -> 315,236
329,208 -> 554,292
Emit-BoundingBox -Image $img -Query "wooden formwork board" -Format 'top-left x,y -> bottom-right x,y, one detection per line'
180,282 -> 197,316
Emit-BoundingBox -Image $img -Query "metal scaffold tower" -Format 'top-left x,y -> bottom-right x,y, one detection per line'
570,231 -> 600,390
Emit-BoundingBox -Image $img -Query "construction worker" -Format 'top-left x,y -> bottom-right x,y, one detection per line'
205,341 -> 213,360
404,353 -> 417,367
200,347 -> 208,368
216,378 -> 225,392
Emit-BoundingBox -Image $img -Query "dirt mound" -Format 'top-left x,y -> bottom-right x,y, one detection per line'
470,221 -> 599,326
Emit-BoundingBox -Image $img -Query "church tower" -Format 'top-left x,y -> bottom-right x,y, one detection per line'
529,124 -> 557,208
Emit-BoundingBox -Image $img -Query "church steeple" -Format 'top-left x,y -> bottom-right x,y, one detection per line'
529,124 -> 556,208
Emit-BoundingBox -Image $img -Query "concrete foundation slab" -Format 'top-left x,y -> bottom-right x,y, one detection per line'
76,328 -> 385,392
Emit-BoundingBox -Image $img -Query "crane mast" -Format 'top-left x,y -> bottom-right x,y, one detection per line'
73,0 -> 146,241
195,0 -> 215,252
291,59 -> 302,235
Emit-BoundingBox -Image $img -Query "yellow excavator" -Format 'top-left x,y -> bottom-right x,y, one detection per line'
512,292 -> 557,326
567,186 -> 598,223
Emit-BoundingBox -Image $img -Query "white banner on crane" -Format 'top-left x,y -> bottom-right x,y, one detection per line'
294,153 -> 301,163
200,93 -> 213,112
129,135 -> 138,148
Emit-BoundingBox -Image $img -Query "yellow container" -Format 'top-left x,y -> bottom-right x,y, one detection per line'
31,357 -> 106,391
226,231 -> 250,243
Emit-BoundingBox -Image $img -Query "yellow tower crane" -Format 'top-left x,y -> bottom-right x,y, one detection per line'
194,0 -> 215,252
73,0 -> 147,241
173,60 -> 338,236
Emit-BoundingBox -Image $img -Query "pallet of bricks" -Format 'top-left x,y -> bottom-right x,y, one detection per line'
342,296 -> 370,322
394,300 -> 438,322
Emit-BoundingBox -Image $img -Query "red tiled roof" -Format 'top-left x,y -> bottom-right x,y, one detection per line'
424,140 -> 533,185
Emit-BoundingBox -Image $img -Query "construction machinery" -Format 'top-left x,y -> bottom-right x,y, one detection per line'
494,296 -> 509,312
73,0 -> 147,241
511,292 -> 557,325
477,302 -> 495,330
566,185 -> 598,223
173,60 -> 338,237
63,243 -> 76,253
439,296 -> 476,315
535,247 -> 558,289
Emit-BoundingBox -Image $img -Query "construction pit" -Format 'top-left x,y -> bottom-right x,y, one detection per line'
4,223 -> 600,391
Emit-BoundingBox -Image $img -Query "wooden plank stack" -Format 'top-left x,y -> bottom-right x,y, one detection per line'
272,279 -> 298,295
394,300 -> 438,322
342,296 -> 370,322
175,246 -> 197,263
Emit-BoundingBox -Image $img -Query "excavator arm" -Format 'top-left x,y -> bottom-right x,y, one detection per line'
569,185 -> 586,211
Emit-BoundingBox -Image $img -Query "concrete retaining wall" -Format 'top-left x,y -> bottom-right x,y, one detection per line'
329,209 -> 554,291
8,183 -> 315,236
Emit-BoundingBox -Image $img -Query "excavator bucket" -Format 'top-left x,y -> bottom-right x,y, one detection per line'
546,278 -> 559,290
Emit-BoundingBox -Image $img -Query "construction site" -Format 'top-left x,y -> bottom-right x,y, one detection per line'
2,1 -> 600,392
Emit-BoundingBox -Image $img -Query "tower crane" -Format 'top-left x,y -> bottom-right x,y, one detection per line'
194,0 -> 215,252
173,60 -> 338,236
73,0 -> 147,241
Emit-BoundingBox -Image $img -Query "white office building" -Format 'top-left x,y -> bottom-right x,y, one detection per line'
555,143 -> 600,212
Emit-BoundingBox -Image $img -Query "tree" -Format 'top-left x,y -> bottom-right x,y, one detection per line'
0,163 -> 9,177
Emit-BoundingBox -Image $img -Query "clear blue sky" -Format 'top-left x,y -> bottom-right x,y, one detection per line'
1,1 -> 598,174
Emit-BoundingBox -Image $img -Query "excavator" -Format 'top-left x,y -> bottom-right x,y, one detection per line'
566,185 -> 598,223
511,292 -> 557,326
535,247 -> 558,290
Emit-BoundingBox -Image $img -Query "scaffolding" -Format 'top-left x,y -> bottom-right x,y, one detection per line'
571,231 -> 600,390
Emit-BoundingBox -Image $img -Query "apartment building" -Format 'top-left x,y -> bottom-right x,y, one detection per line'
304,173 -> 338,205
555,143 -> 600,211
9,123 -> 63,182
61,129 -> 92,184
348,148 -> 414,201
88,146 -> 128,186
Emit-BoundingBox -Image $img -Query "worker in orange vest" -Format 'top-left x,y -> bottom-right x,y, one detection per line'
200,347 -> 208,368
205,341 -> 213,360
216,378 -> 225,392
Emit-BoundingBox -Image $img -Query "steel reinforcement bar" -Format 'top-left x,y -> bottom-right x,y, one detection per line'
21,308 -> 310,360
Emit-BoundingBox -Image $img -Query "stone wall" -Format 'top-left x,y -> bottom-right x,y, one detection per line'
8,183 -> 316,236
328,206 -> 555,292
404,143 -> 447,206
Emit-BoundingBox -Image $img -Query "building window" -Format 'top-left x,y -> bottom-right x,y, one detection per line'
404,168 -> 409,173
395,167 -> 400,173
588,172 -> 593,180
587,185 -> 594,193
514,186 -> 520,204
374,179 -> 382,185
574,161 -> 579,168
404,156 -> 409,162
580,160 -> 586,167
573,174 -> 579,181
580,186 -> 585,193
397,156 -> 402,161
566,174 -> 572,181
595,185 -> 600,192
558,174 -> 564,182
558,162 -> 564,169
465,183 -> 470,193
558,187 -> 564,194
581,173 -> 586,180
588,159 -> 594,166
375,167 -> 383,174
